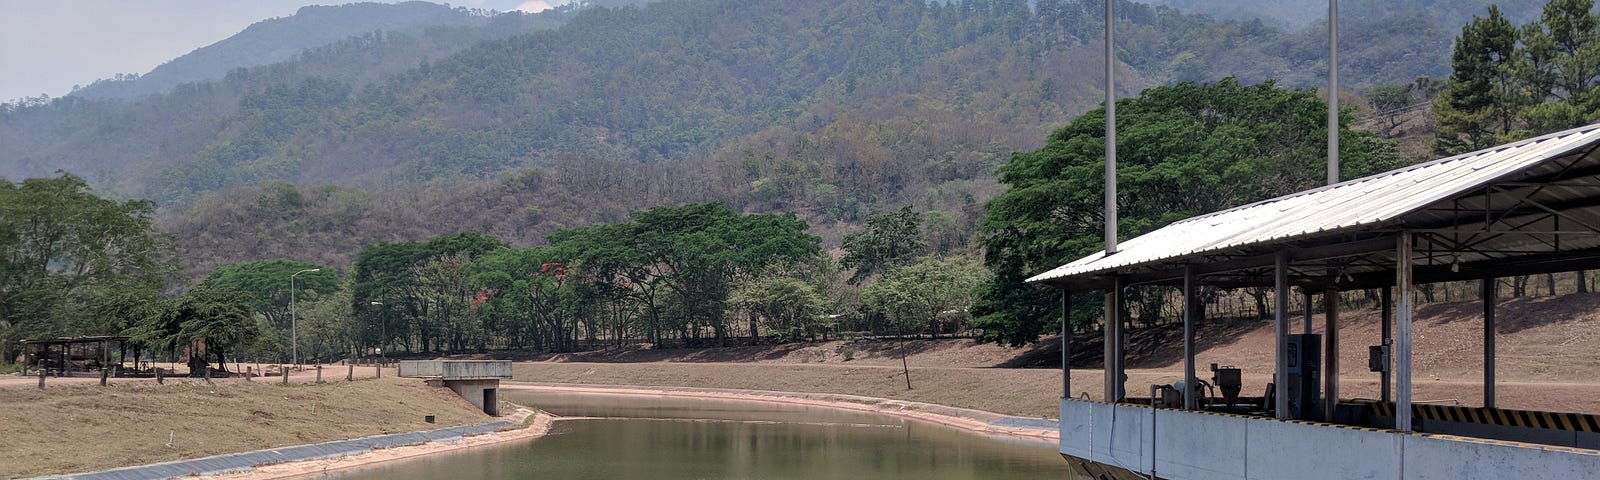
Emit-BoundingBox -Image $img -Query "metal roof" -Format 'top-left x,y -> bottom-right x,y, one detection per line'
1028,123 -> 1600,287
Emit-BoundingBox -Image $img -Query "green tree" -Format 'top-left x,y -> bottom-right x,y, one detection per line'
172,287 -> 260,373
202,259 -> 338,357
840,205 -> 926,285
730,276 -> 829,343
1434,5 -> 1524,155
861,256 -> 989,338
0,174 -> 175,363
1516,0 -> 1600,133
975,78 -> 1403,346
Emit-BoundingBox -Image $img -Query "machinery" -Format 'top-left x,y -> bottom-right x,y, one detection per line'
1210,363 -> 1242,407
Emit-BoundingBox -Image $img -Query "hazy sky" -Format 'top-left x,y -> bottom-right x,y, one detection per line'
0,0 -> 553,103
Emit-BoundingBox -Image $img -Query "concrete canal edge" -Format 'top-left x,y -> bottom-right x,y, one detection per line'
501,381 -> 1061,443
32,418 -> 526,480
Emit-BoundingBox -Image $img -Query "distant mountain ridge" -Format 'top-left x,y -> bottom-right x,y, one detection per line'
70,2 -> 495,100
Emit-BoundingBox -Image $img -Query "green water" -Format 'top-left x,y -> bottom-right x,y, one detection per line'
330,390 -> 1072,479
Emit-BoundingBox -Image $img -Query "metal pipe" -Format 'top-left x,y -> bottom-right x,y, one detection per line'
1324,288 -> 1340,422
1062,288 -> 1072,399
1183,265 -> 1198,410
1104,0 -> 1118,255
1483,278 -> 1497,409
1396,233 -> 1415,432
1328,0 -> 1340,185
1275,251 -> 1291,419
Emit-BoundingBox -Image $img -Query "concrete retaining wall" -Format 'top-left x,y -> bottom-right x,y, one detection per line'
446,379 -> 500,416
1059,399 -> 1600,480
398,360 -> 511,380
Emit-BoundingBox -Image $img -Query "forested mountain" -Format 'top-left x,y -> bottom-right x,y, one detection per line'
0,0 -> 1536,278
1150,0 -> 1544,30
70,2 -> 514,101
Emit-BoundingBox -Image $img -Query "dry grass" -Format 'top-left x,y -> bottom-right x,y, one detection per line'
513,362 -> 1062,419
0,376 -> 490,478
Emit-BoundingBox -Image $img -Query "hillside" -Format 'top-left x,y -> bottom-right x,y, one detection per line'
0,0 -> 1555,279
70,2 -> 504,101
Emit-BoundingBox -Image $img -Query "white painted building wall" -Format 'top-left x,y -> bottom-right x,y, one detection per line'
1060,399 -> 1600,480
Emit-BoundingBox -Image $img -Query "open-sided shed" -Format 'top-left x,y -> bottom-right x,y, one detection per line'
1029,122 -> 1600,432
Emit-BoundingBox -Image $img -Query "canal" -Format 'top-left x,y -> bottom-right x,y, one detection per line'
331,390 -> 1073,479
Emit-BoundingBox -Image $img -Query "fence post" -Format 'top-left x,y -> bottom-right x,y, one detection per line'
37,361 -> 45,390
282,365 -> 289,384
246,366 -> 253,382
100,367 -> 108,386
316,364 -> 322,383
203,365 -> 211,383
156,367 -> 163,384
375,363 -> 381,379
347,364 -> 354,381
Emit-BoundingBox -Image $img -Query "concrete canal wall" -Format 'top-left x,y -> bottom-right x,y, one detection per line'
1059,399 -> 1600,480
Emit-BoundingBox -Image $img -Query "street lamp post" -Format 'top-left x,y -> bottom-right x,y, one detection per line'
370,301 -> 385,366
290,268 -> 320,370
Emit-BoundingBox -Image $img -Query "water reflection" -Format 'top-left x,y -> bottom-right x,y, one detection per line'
331,390 -> 1071,480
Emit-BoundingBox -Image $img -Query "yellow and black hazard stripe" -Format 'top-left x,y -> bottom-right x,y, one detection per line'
1362,400 -> 1600,433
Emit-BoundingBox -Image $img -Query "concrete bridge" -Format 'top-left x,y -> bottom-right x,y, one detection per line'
398,360 -> 512,415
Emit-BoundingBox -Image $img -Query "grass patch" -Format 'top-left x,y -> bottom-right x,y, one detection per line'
513,362 -> 1060,418
0,377 -> 490,478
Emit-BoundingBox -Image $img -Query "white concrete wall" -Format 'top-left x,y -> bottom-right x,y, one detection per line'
398,360 -> 512,379
1059,399 -> 1600,480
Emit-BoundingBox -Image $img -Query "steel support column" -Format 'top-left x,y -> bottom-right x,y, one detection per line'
1275,251 -> 1291,419
1483,278 -> 1497,409
1105,277 -> 1126,402
1183,265 -> 1199,410
1381,286 -> 1392,404
1303,291 -> 1314,334
1062,288 -> 1071,399
1396,233 -> 1415,432
1324,288 -> 1340,422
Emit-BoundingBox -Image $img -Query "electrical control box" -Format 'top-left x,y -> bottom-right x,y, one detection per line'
1368,344 -> 1389,373
1287,334 -> 1322,421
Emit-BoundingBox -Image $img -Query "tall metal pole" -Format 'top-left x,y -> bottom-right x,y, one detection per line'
1104,0 -> 1118,255
1105,276 -> 1126,402
1062,289 -> 1072,399
1274,251 -> 1291,419
290,268 -> 320,369
1327,0 -> 1340,185
1396,233 -> 1415,432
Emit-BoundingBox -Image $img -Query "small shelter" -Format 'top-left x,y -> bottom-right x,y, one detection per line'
23,336 -> 130,377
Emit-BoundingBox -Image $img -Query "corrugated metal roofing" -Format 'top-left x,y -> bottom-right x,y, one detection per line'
1027,123 -> 1600,284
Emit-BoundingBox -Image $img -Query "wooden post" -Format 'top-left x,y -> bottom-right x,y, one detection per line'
347,364 -> 354,381
282,365 -> 289,384
203,365 -> 211,383
100,367 -> 109,386
375,363 -> 382,379
246,366 -> 253,382
156,367 -> 164,384
316,364 -> 323,383
37,361 -> 45,390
